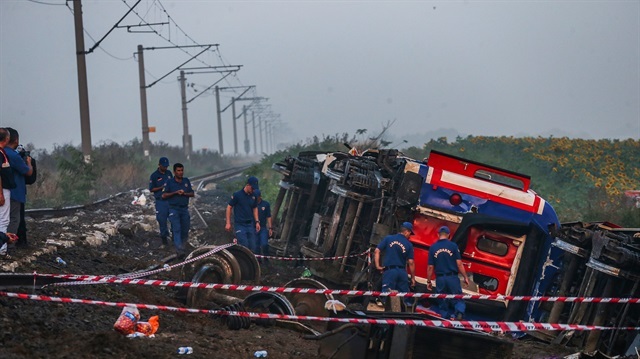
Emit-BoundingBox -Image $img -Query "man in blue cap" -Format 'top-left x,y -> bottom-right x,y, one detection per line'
149,157 -> 172,246
225,176 -> 260,252
427,225 -> 470,320
374,221 -> 416,309
254,189 -> 272,260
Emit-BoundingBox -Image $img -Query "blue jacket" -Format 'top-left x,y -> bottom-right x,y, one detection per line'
6,148 -> 29,203
163,177 -> 193,207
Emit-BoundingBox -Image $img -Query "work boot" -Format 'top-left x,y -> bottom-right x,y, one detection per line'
161,236 -> 169,246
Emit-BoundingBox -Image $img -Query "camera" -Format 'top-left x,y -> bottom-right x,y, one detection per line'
16,145 -> 30,158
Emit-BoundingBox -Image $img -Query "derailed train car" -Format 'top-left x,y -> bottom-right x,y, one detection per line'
270,149 -> 559,321
269,148 -> 640,354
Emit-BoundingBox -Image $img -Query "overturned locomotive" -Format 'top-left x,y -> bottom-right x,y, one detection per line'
270,148 -> 560,319
268,147 -> 640,354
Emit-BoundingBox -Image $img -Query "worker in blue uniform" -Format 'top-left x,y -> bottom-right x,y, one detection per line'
427,225 -> 470,320
374,222 -> 416,309
225,176 -> 260,252
149,157 -> 172,246
162,163 -> 194,259
254,189 -> 272,260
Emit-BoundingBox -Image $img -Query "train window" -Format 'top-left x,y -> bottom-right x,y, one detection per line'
476,236 -> 509,256
474,169 -> 525,190
473,273 -> 499,292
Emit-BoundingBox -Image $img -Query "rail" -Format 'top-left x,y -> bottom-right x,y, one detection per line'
25,165 -> 250,218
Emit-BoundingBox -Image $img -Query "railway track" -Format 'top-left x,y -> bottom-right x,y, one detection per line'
25,165 -> 250,218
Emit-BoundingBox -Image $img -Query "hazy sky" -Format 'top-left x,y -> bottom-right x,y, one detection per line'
1,0 -> 639,154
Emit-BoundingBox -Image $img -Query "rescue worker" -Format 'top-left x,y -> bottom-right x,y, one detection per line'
149,157 -> 172,246
374,222 -> 416,308
162,163 -> 194,259
254,189 -> 272,261
225,176 -> 260,252
426,225 -> 470,320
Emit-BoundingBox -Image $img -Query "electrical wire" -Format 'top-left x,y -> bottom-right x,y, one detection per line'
26,0 -> 67,5
65,3 -> 134,61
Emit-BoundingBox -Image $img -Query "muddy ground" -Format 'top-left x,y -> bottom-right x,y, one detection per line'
0,186 -> 573,358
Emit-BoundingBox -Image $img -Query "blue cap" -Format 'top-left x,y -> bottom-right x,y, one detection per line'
247,176 -> 259,190
159,157 -> 169,167
401,222 -> 415,235
438,225 -> 450,235
253,189 -> 261,198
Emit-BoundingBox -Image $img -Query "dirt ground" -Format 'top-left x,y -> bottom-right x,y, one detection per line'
0,186 -> 574,359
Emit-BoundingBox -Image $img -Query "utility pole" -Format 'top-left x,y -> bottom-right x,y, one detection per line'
243,105 -> 250,155
231,98 -> 238,155
266,122 -> 271,154
252,111 -> 257,155
215,86 -> 256,155
73,0 -> 92,162
215,86 -> 224,154
180,66 -> 240,157
258,116 -> 263,153
179,70 -> 191,158
136,44 -> 218,158
137,45 -> 151,159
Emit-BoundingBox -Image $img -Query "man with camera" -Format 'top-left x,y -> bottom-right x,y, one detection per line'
4,128 -> 33,248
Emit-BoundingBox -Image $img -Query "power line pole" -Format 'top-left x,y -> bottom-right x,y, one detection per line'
137,44 -> 218,158
179,70 -> 191,158
243,105 -> 250,155
137,44 -> 151,159
72,0 -> 92,162
252,111 -> 257,155
270,122 -> 275,153
215,86 -> 224,154
259,116 -> 263,153
266,122 -> 271,154
231,98 -> 238,155
215,86 -> 255,155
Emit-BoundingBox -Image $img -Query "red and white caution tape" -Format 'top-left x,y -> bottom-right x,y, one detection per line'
1,290 -> 638,333
43,243 -> 236,288
255,248 -> 370,261
32,274 -> 640,304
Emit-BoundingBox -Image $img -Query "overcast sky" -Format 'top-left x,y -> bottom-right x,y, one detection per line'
1,0 -> 639,154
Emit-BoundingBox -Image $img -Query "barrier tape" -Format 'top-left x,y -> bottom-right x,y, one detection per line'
254,248 -> 370,261
31,274 -> 640,304
1,290 -> 638,333
42,243 -> 236,288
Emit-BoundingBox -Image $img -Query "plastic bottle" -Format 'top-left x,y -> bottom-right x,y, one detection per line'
254,350 -> 268,357
55,257 -> 67,266
177,347 -> 193,355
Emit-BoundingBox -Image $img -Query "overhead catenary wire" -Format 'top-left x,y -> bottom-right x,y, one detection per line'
122,0 -> 244,93
26,0 -> 68,5
65,3 -> 134,61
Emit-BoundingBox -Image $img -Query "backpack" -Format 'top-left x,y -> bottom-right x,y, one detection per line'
25,157 -> 37,185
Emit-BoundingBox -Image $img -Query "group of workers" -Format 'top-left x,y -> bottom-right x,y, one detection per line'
375,222 -> 469,320
150,156 -> 468,319
149,157 -> 271,260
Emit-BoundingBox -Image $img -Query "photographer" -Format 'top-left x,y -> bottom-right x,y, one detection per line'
4,128 -> 33,248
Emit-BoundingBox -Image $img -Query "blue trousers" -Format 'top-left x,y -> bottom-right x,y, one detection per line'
381,268 -> 414,306
155,200 -> 170,239
435,274 -> 465,318
235,224 -> 258,253
168,207 -> 190,255
257,227 -> 269,255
